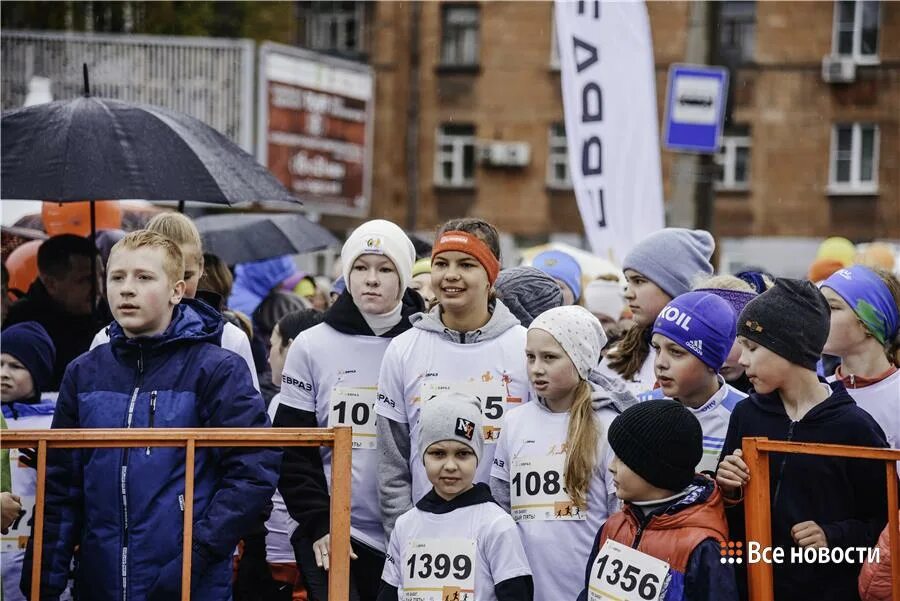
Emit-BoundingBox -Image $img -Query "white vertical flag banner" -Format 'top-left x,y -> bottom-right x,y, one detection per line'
555,0 -> 664,264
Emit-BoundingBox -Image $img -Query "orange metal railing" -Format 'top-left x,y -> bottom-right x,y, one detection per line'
1,427 -> 353,601
743,437 -> 900,601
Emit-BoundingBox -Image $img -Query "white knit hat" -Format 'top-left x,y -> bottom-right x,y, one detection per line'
583,279 -> 626,320
418,391 -> 485,465
341,219 -> 416,299
529,306 -> 608,380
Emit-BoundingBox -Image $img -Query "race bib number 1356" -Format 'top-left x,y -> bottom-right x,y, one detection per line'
588,540 -> 669,601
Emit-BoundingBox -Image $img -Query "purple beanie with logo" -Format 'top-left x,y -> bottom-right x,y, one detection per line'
652,291 -> 737,370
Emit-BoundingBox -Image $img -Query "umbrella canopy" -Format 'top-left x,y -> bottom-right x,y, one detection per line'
1,96 -> 299,206
194,212 -> 339,265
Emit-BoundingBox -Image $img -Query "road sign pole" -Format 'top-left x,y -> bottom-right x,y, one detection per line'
667,1 -> 720,230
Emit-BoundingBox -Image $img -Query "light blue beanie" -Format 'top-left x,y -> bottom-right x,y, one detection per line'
533,250 -> 582,301
623,229 -> 715,298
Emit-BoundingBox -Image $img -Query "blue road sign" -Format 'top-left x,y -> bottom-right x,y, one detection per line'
663,64 -> 729,154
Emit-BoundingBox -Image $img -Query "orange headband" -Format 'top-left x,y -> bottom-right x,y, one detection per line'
432,231 -> 501,285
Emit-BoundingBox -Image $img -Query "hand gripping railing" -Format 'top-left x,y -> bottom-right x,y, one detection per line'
1,427 -> 353,601
743,438 -> 900,601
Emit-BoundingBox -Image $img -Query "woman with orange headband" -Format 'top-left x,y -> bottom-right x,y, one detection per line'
375,218 -> 533,539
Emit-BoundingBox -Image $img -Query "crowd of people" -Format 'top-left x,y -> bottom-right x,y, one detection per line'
1,212 -> 898,601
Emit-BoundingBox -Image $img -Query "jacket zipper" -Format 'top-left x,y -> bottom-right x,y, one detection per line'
120,349 -> 144,601
146,391 -> 157,456
771,420 -> 796,509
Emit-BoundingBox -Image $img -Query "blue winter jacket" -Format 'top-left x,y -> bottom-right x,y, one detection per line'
22,299 -> 281,601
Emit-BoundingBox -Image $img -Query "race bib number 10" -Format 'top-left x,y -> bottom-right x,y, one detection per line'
329,386 -> 378,449
510,455 -> 585,522
420,381 -> 508,444
404,538 -> 476,601
588,540 -> 669,601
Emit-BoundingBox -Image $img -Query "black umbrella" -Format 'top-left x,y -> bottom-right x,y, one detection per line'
194,212 -> 339,265
1,95 -> 298,205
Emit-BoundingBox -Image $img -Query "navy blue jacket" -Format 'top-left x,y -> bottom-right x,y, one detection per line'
23,299 -> 281,601
718,382 -> 889,601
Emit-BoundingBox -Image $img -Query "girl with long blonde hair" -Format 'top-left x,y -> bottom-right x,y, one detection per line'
491,306 -> 636,601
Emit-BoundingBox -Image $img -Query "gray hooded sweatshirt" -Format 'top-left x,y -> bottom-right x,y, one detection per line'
376,299 -> 527,538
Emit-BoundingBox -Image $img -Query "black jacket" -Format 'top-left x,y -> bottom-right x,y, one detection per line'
3,279 -> 109,390
718,382 -> 890,601
273,288 -> 425,542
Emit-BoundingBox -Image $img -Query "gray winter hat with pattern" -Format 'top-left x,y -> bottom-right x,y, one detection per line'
418,391 -> 485,464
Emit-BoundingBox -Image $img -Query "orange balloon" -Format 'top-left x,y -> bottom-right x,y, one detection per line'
42,201 -> 122,237
5,239 -> 43,295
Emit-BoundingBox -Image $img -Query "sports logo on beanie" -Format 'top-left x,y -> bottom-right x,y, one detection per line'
455,418 -> 476,441
652,292 -> 737,371
364,237 -> 384,253
658,305 -> 694,331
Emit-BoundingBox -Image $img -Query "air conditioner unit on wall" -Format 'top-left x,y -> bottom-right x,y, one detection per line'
822,56 -> 856,84
478,142 -> 531,168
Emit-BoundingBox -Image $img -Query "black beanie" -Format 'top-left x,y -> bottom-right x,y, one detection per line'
607,399 -> 702,492
737,277 -> 830,371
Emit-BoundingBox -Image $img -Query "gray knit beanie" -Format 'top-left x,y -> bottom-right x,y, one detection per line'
623,228 -> 715,298
418,391 -> 485,464
495,266 -> 564,327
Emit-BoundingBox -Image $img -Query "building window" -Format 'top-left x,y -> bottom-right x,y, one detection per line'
547,123 -> 572,189
716,132 -> 751,191
832,0 -> 880,62
307,1 -> 365,55
441,5 -> 479,67
719,1 -> 756,64
435,124 -> 476,187
829,123 -> 879,193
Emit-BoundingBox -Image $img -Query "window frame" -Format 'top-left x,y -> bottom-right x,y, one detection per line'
831,0 -> 881,64
306,1 -> 366,55
828,123 -> 880,195
434,124 -> 476,188
546,123 -> 572,190
715,134 -> 752,192
440,4 -> 481,69
718,1 -> 756,65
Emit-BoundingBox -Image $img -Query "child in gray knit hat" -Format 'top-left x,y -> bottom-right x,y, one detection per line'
597,228 -> 715,397
378,391 -> 534,601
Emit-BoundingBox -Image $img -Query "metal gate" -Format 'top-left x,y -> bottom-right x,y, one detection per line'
0,30 -> 254,151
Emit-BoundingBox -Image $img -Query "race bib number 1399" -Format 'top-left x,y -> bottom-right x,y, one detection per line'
588,540 -> 669,601
403,538 -> 476,601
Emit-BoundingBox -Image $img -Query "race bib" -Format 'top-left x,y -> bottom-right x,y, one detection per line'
420,380 -> 515,444
588,540 -> 669,601
0,494 -> 33,552
329,386 -> 378,450
403,538 -> 476,601
510,455 -> 585,522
